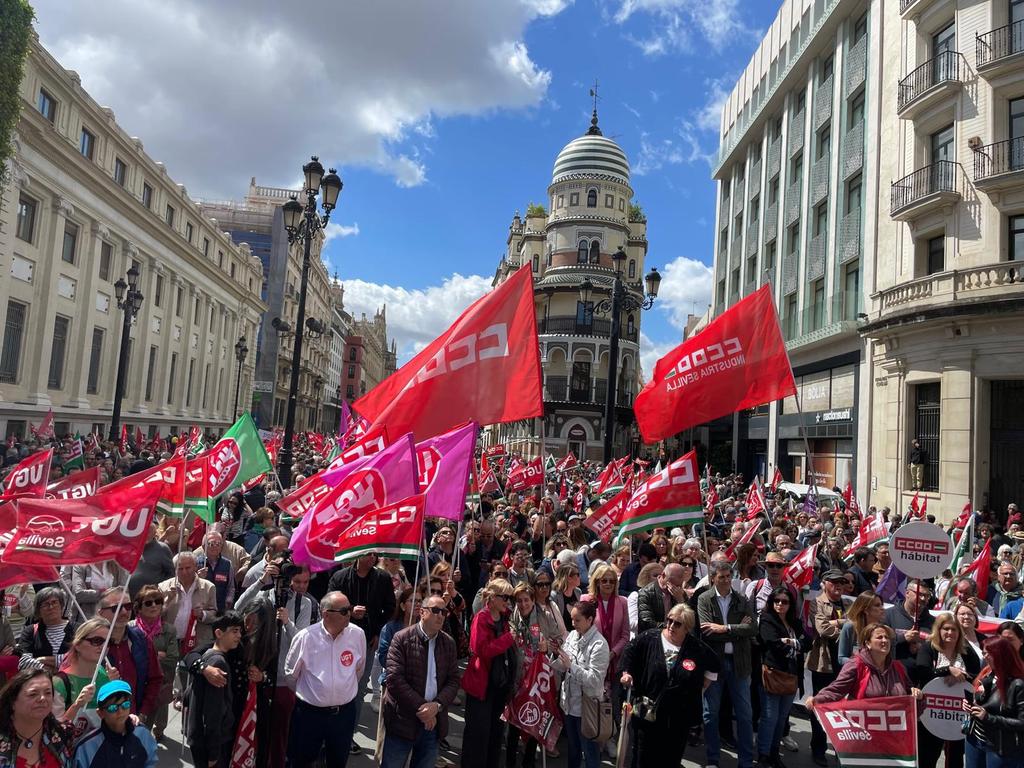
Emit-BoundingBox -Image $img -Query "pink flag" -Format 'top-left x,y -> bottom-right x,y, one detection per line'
414,421 -> 477,522
339,399 -> 352,438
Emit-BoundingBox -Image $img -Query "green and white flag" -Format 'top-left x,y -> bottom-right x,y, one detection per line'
207,413 -> 273,499
949,515 -> 974,576
64,437 -> 85,472
544,454 -> 556,473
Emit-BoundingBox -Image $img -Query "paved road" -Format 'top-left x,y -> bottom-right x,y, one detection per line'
153,694 -> 896,768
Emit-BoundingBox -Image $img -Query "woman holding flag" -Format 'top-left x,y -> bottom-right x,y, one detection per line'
52,619 -> 118,733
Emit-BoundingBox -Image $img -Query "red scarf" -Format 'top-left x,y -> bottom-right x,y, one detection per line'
136,615 -> 163,643
598,594 -> 616,640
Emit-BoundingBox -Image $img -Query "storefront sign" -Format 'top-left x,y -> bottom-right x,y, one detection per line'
818,408 -> 853,423
889,521 -> 953,579
919,678 -> 971,741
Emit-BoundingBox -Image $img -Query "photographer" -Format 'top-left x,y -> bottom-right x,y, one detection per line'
240,534 -> 291,591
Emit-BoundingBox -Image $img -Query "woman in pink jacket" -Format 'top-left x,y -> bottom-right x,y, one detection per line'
585,563 -> 629,753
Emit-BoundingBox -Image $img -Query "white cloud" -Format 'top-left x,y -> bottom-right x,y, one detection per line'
340,272 -> 494,363
654,255 -> 713,331
639,331 -> 678,382
696,76 -> 733,133
610,0 -> 759,56
323,222 -> 360,246
33,0 -> 564,198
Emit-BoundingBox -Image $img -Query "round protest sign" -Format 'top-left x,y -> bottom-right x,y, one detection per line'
919,677 -> 971,741
888,521 -> 953,579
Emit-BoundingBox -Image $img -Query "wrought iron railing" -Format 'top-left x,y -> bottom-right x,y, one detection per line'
973,137 -> 1024,181
897,51 -> 964,111
976,20 -> 1024,67
890,161 -> 960,215
538,316 -> 638,342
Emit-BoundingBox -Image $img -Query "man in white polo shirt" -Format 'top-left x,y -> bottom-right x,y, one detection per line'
284,590 -> 366,768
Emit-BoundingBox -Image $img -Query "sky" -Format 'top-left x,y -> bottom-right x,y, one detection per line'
32,0 -> 781,375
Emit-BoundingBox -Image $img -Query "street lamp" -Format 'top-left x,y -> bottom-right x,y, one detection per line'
109,265 -> 144,442
233,336 -> 248,419
313,375 -> 324,433
277,156 -> 343,488
586,246 -> 661,464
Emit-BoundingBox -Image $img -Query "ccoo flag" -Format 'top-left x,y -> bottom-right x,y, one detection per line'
634,285 -> 796,442
613,450 -> 702,545
354,264 -> 542,440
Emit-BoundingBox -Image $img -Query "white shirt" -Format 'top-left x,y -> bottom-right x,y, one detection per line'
715,590 -> 734,655
285,622 -> 366,707
173,580 -> 198,639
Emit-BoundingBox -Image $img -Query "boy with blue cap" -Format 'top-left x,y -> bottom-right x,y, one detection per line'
73,680 -> 158,768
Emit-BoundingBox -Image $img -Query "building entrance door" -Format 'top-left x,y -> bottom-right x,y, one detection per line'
990,381 -> 1024,516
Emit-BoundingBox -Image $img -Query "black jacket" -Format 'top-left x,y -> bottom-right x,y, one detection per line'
185,649 -> 235,754
328,565 -> 396,643
621,629 -> 719,730
911,642 -> 982,687
969,675 -> 1024,757
758,609 -> 811,677
848,564 -> 877,595
16,620 -> 77,660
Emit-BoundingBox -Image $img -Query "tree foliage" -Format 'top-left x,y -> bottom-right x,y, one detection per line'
0,0 -> 34,185
526,202 -> 548,217
628,202 -> 647,223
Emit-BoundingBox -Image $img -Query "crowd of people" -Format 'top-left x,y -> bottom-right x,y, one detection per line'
1,432 -> 1024,768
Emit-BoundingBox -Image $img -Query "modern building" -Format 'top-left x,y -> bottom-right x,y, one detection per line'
323,280 -> 351,433
0,37 -> 265,439
343,307 -> 396,402
199,178 -> 334,431
862,0 -> 1024,518
487,110 -> 649,461
710,0 -> 877,493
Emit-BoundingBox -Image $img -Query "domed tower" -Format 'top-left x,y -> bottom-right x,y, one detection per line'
490,108 -> 649,462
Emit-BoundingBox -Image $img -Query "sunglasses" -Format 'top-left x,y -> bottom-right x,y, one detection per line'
100,603 -> 133,613
765,563 -> 785,569
102,700 -> 132,713
423,606 -> 449,616
140,599 -> 164,608
598,578 -> 616,585
82,636 -> 107,647
773,599 -> 791,605
666,619 -> 685,629
495,594 -> 511,602
679,561 -> 696,568
430,589 -> 445,596
492,571 -> 508,578
535,581 -> 552,588
324,607 -> 352,616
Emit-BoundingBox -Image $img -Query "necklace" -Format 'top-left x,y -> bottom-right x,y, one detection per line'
15,724 -> 42,750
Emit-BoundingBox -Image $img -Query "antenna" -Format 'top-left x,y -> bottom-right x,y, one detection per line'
589,79 -> 600,112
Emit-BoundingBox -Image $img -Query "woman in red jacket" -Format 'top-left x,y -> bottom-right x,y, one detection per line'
461,578 -> 515,768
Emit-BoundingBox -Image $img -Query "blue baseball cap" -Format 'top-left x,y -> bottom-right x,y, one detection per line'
97,680 -> 132,704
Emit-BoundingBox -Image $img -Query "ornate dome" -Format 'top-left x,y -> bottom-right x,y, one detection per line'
551,110 -> 630,185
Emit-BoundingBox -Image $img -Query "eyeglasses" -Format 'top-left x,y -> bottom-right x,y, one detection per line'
492,571 -> 508,578
666,619 -> 685,629
82,636 -> 107,647
598,578 -> 616,585
679,562 -> 695,568
765,563 -> 785,570
495,594 -> 511,602
140,599 -> 164,608
99,603 -> 132,613
102,700 -> 132,713
324,607 -> 352,616
423,606 -> 449,616
39,599 -> 62,610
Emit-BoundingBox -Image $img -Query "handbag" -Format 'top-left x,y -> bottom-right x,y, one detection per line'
581,690 -> 614,743
762,664 -> 799,696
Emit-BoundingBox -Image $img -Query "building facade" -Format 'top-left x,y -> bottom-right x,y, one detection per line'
863,0 -> 1024,518
343,307 -> 396,402
200,178 -> 334,432
710,0 -> 878,493
0,38 -> 265,439
488,111 -> 648,461
323,281 -> 351,434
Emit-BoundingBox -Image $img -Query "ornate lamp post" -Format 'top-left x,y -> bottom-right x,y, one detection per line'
277,157 -> 342,488
579,246 -> 661,464
233,336 -> 248,419
109,265 -> 144,442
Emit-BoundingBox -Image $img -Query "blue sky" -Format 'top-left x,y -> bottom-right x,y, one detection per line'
34,0 -> 780,373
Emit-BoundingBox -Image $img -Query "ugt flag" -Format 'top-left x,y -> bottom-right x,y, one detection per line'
0,449 -> 53,502
814,695 -> 917,768
634,285 -> 796,442
354,264 -> 542,440
502,652 -> 563,752
613,450 -> 702,545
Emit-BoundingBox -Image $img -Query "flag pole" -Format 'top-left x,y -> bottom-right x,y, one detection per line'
408,516 -> 426,625
89,576 -> 129,687
58,577 -> 88,623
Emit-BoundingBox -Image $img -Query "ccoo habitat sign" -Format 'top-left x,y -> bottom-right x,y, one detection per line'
888,521 -> 954,579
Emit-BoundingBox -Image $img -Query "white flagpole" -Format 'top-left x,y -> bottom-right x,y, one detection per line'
58,577 -> 88,622
89,576 -> 129,687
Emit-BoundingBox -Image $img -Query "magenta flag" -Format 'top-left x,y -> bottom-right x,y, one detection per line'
290,435 -> 419,571
414,421 -> 477,522
338,399 -> 351,438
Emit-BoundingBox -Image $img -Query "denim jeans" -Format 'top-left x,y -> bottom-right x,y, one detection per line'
564,714 -> 601,768
381,727 -> 439,768
965,734 -> 1024,768
757,690 -> 795,759
703,655 -> 754,768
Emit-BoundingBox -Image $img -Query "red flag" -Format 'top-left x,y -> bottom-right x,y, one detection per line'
4,478 -> 162,571
31,409 -> 55,440
724,520 -> 760,561
705,482 -> 719,512
743,478 -> 767,522
506,457 -> 543,492
0,504 -> 59,588
231,683 -> 258,768
920,495 -> 928,519
502,652 -> 563,751
842,481 -> 861,516
842,515 -> 888,559
555,452 -> 578,472
119,424 -> 129,454
768,466 -> 784,494
959,539 -> 993,597
181,611 -> 198,655
46,466 -> 102,500
0,449 -> 53,502
952,502 -> 972,530
276,472 -> 331,522
479,469 -> 501,495
328,425 -> 389,470
784,543 -> 818,590
613,451 -> 702,544
134,425 -> 145,449
813,696 -> 917,768
354,264 -> 542,440
584,488 -> 628,542
634,285 -> 796,442
501,540 -> 514,569
909,492 -> 921,518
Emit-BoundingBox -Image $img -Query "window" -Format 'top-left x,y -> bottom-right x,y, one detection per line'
765,240 -> 777,274
785,294 -> 798,339
604,194 -> 614,208
61,221 -> 79,264
628,260 -> 636,279
589,241 -> 600,264
619,199 -> 625,211
165,204 -> 175,227
142,183 -> 153,209
846,174 -> 863,214
577,240 -> 588,264
795,89 -> 806,114
346,385 -> 355,399
186,359 -> 195,406
557,195 -> 564,208
37,89 -> 56,123
914,383 -> 941,492
587,189 -> 597,207
154,275 -> 163,307
167,353 -> 177,404
627,315 -> 635,336
768,178 -> 780,206
202,364 -> 211,409
175,286 -> 183,317
849,92 -> 865,127
791,152 -> 803,183
87,328 -> 104,394
809,279 -> 825,330
816,125 -> 830,160
80,128 -> 95,160
114,158 -> 127,186
145,346 -> 158,401
821,55 -> 834,82
814,202 -> 828,236
532,254 -> 539,272
202,237 -> 210,256
48,316 -> 70,389
209,305 -> 215,331
349,348 -> 356,361
853,12 -> 868,44
0,300 -> 27,384
348,364 -> 356,377
569,192 -> 579,206
931,124 -> 955,164
842,261 -> 860,321
1010,215 -> 1024,260
575,301 -> 594,328
546,252 -> 552,268
16,195 -> 36,243
927,235 -> 945,274
185,222 -> 194,243
99,242 -> 112,281
230,262 -> 236,278
570,361 -> 591,400
217,250 -> 224,268
194,298 -> 200,323
716,279 -> 726,306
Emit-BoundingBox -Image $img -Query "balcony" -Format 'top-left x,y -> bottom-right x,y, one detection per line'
539,316 -> 639,343
897,52 -> 965,119
974,138 -> 1024,191
874,262 -> 1024,322
900,0 -> 941,17
890,161 -> 962,220
767,136 -> 782,179
544,376 -> 634,407
839,208 -> 861,264
977,21 -> 1024,77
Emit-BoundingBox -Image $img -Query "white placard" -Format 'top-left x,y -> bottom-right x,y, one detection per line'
889,521 -> 954,579
919,677 -> 971,741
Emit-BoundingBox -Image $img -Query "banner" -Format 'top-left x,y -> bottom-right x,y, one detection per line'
4,478 -> 163,571
506,457 -> 544,492
63,439 -> 85,472
46,466 -> 102,500
842,515 -> 888,560
555,452 -> 577,472
334,494 -> 424,561
919,677 -> 971,741
814,695 -> 917,768
743,478 -> 767,522
0,449 -> 53,503
501,652 -> 562,752
354,264 -> 543,440
634,284 -> 796,442
889,521 -> 953,580
327,425 -> 389,471
276,471 -> 331,523
31,409 -> 55,440
0,505 -> 59,589
584,488 -> 628,542
415,422 -> 477,522
231,683 -> 258,768
613,450 -> 702,545
207,413 -> 272,498
184,453 -> 215,524
784,543 -> 818,590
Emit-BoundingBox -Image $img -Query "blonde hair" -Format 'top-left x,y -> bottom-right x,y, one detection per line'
65,618 -> 111,665
666,603 -> 696,634
588,564 -> 619,598
637,562 -> 663,589
847,591 -> 883,641
929,612 -> 966,658
481,578 -> 513,603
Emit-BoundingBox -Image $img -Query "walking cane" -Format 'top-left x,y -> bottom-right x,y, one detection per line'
616,688 -> 632,768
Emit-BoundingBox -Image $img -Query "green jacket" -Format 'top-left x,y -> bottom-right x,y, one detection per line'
696,587 -> 758,679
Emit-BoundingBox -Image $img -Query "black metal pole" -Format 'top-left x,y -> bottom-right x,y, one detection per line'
277,196 -> 313,490
109,304 -> 133,442
603,277 -> 622,465
233,358 -> 242,419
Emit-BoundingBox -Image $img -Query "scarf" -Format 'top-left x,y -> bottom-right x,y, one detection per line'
598,593 -> 616,639
136,614 -> 163,643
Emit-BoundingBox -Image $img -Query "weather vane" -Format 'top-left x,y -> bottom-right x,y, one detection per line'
589,79 -> 600,112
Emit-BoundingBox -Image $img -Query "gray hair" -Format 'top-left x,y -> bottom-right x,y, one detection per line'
710,560 -> 734,577
34,586 -> 66,618
203,530 -> 224,546
683,538 -> 702,550
320,590 -> 346,613
173,550 -> 198,567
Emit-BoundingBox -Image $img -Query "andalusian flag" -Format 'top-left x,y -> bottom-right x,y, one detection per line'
184,453 -> 215,523
949,515 -> 975,577
613,450 -> 702,545
64,438 -> 85,472
334,495 -> 424,562
544,454 -> 557,473
207,413 -> 272,499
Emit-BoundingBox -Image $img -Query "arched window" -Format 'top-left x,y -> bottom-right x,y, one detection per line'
587,188 -> 598,207
533,254 -> 539,272
589,241 -> 600,264
628,260 -> 636,279
577,240 -> 588,264
627,314 -> 635,336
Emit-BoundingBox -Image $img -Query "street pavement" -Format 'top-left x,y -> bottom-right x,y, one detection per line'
153,694 -> 933,768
